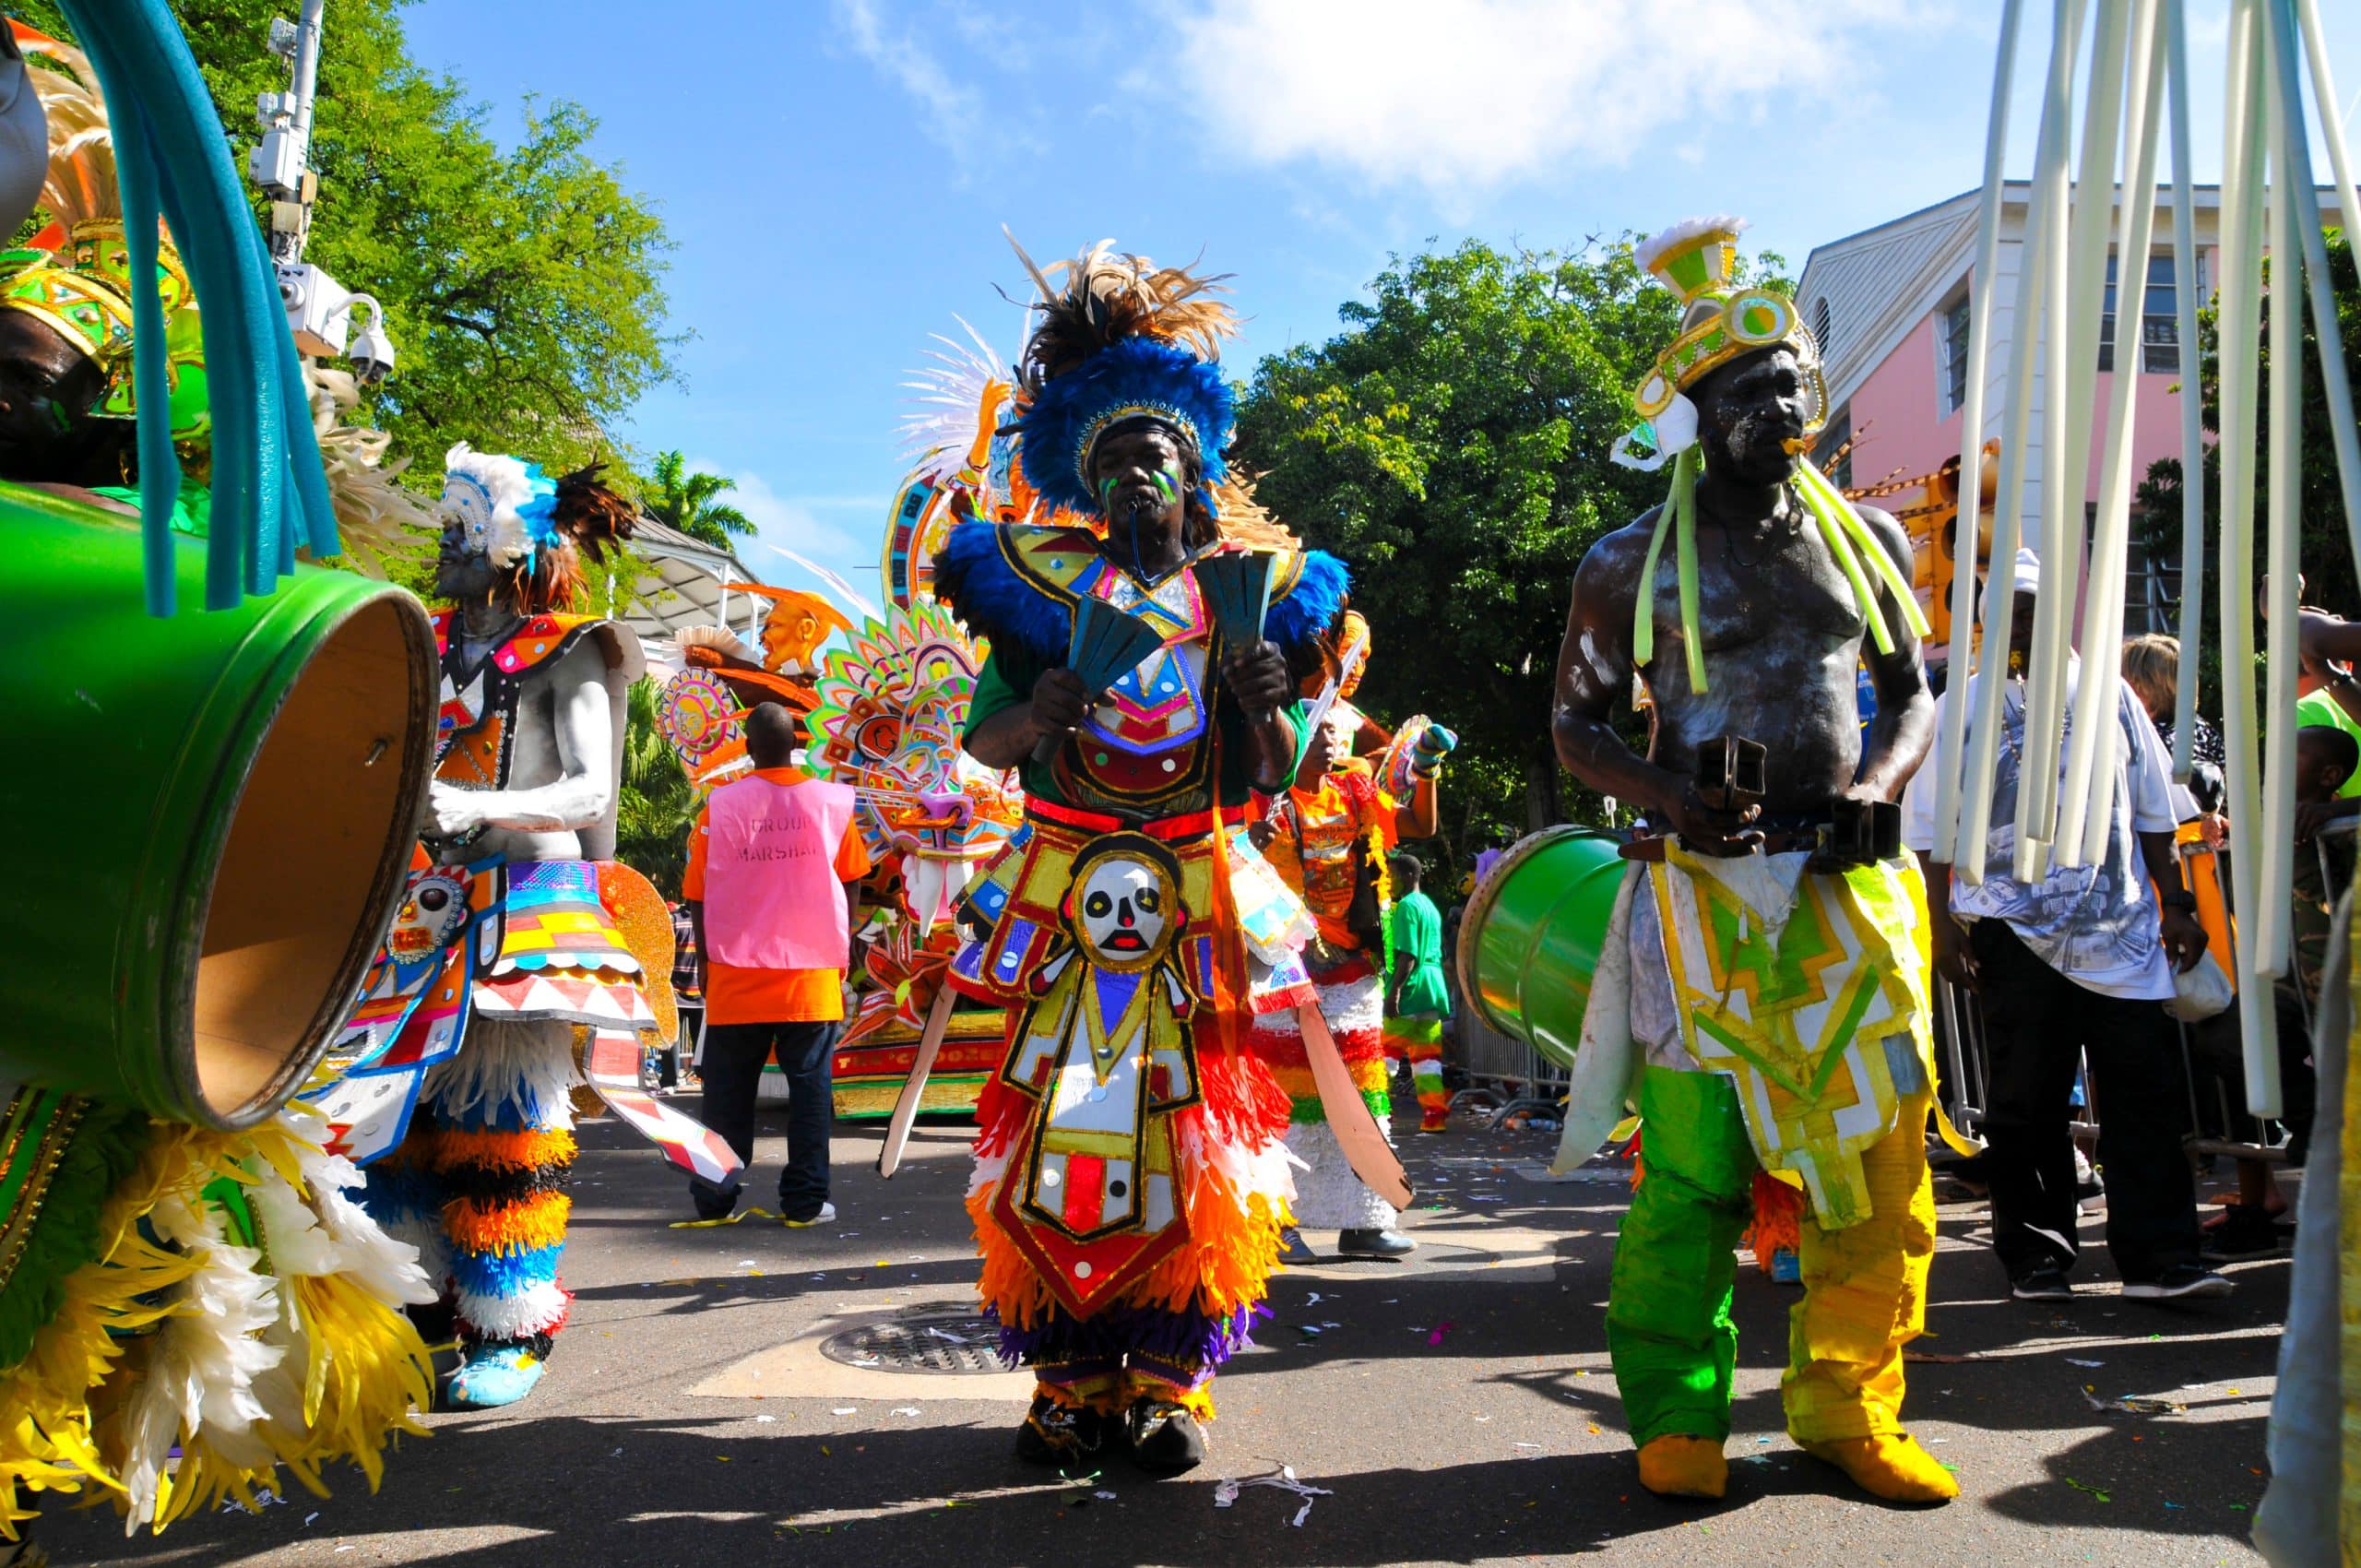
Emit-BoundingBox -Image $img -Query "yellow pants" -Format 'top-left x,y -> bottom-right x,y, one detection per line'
1609,1067 -> 1936,1445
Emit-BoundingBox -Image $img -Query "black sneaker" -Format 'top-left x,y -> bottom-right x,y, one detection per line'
1277,1227 -> 1319,1265
1335,1228 -> 1416,1260
2201,1206 -> 2282,1263
1125,1401 -> 1208,1474
2011,1268 -> 2075,1301
2122,1264 -> 2235,1301
1014,1396 -> 1109,1467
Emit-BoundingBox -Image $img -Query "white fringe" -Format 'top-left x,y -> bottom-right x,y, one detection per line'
1632,214 -> 1749,278
423,1018 -> 580,1126
456,1280 -> 570,1342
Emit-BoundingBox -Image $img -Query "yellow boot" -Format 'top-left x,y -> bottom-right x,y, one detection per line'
1636,1434 -> 1727,1500
1801,1434 -> 1959,1503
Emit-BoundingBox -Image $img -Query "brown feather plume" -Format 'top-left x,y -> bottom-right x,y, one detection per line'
552,462 -> 638,564
1004,230 -> 1240,394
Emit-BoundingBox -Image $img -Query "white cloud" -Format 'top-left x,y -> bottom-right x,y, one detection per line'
687,456 -> 884,601
833,0 -> 995,170
1163,0 -> 1935,192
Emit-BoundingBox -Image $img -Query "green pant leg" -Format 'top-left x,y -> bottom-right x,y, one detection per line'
1607,1065 -> 1760,1447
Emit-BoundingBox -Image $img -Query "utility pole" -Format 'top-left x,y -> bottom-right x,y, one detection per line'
249,0 -> 395,380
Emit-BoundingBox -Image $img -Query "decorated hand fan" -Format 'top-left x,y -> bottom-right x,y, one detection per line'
1030,597 -> 1169,765
1193,549 -> 1275,650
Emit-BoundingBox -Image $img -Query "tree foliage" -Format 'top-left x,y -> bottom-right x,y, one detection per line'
17,0 -> 681,480
1236,238 -> 1784,859
2136,225 -> 2361,729
648,450 -> 753,547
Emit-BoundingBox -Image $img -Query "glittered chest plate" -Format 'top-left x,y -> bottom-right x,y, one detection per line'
431,610 -> 603,791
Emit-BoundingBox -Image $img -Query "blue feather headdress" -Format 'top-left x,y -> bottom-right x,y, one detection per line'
1005,235 -> 1240,525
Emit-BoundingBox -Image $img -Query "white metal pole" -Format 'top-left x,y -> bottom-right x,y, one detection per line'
1931,0 -> 2031,866
2165,0 -> 2209,783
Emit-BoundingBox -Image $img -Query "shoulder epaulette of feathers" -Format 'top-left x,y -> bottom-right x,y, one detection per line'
931,520 -> 1349,671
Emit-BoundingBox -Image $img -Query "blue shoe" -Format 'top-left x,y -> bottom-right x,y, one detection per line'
445,1347 -> 546,1408
1770,1247 -> 1802,1286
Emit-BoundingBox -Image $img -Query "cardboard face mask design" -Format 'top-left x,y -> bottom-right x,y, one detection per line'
387,867 -> 470,960
1078,856 -> 1165,961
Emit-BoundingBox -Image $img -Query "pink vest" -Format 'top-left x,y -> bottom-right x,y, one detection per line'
701,774 -> 858,970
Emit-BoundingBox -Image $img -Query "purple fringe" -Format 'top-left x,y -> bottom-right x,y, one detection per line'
987,1299 -> 1270,1372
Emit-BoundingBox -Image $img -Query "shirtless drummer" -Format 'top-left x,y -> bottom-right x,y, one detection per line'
1548,218 -> 1955,1504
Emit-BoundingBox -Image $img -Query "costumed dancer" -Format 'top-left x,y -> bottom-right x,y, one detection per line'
1252,681 -> 1442,1260
1382,851 -> 1454,1134
313,448 -> 741,1410
932,238 -> 1345,1473
1,12 -> 445,1545
1548,218 -> 1956,1503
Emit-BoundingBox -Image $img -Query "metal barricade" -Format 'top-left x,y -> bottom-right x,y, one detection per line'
1443,965 -> 1569,1127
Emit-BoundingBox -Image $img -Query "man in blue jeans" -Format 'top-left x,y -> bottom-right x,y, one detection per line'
682,704 -> 872,1224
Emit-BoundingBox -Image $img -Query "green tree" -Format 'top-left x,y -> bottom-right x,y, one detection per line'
648,450 -> 754,547
1236,238 -> 1779,853
615,677 -> 697,898
2135,225 -> 2361,727
16,0 -> 681,479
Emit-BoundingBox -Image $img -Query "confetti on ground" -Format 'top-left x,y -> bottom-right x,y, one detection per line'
1214,1464 -> 1335,1527
2066,1358 -> 2105,1368
832,1408 -> 856,1416
1428,1322 -> 1454,1346
891,1407 -> 922,1417
2063,1478 -> 2111,1503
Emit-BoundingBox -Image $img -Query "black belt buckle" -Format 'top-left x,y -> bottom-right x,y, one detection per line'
1824,797 -> 1901,867
1680,736 -> 1767,857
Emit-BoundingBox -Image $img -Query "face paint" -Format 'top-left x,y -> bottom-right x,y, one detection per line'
1149,469 -> 1178,505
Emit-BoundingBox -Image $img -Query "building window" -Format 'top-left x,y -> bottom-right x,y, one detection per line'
1816,407 -> 1852,490
1938,291 -> 1971,415
2099,253 -> 2183,374
2089,503 -> 2182,633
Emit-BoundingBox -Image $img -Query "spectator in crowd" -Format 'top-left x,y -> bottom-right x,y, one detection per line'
663,899 -> 703,1093
2122,633 -> 2226,821
682,704 -> 872,1226
2273,580 -> 2361,800
1904,549 -> 2230,1302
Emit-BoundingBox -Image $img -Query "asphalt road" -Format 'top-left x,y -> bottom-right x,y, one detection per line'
44,1101 -> 2289,1568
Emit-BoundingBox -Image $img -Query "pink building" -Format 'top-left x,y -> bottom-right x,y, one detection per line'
1797,182 -> 2342,648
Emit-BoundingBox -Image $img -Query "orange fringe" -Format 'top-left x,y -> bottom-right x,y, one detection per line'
416,1125 -> 576,1174
969,1124 -> 1288,1332
442,1192 -> 571,1256
1743,1170 -> 1806,1276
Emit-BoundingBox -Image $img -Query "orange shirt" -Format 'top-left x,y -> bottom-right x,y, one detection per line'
682,768 -> 874,1024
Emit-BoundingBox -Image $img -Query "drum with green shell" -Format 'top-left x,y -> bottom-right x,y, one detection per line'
1453,827 -> 1627,1070
0,494 -> 437,1130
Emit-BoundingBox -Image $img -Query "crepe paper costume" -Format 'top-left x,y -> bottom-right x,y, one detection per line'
931,239 -> 1347,1434
303,456 -> 738,1404
1382,885 -> 1453,1134
1254,762 -> 1405,1226
1609,218 -> 1927,697
1561,841 -> 1947,1453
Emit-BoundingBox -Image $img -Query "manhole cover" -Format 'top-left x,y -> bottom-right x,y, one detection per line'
818,1313 -> 1008,1374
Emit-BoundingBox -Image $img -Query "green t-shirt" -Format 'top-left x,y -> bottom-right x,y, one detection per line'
966,641 -> 1307,817
1385,888 -> 1451,1018
2296,688 -> 2361,799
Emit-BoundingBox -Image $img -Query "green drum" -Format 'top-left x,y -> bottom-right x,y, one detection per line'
1454,827 -> 1627,1069
0,493 -> 437,1129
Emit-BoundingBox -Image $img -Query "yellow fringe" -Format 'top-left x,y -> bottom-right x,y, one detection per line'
0,1118 -> 432,1539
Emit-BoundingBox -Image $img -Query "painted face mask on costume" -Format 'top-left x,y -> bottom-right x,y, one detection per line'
388,868 -> 470,959
1076,856 -> 1168,964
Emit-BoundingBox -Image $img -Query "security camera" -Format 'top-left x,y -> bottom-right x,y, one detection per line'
346,294 -> 395,384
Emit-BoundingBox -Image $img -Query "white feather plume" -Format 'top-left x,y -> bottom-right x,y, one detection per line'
1631,214 -> 1750,279
897,315 -> 1005,486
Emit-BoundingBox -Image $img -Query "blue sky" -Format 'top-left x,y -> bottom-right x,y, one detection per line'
398,0 -> 2361,601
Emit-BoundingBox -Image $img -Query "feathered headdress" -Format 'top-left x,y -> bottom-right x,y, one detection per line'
1004,232 -> 1240,523
440,445 -> 637,615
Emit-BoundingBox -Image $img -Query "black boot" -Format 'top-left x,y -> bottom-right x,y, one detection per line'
1125,1400 -> 1208,1474
1014,1396 -> 1109,1467
1336,1228 -> 1416,1259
